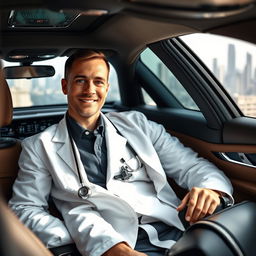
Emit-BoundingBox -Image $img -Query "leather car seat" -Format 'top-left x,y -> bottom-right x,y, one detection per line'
0,63 -> 53,256
0,64 -> 21,201
0,195 -> 53,256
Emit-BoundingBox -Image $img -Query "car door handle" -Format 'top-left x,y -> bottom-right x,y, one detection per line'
214,152 -> 256,168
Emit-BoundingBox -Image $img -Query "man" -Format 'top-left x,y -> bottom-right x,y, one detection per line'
9,50 -> 233,256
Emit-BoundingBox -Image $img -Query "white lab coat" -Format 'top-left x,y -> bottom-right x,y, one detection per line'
9,111 -> 233,256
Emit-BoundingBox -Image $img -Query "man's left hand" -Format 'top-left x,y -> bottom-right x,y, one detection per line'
177,187 -> 221,224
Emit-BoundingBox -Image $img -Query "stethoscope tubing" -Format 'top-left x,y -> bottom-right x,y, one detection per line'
66,115 -> 91,199
120,156 -> 143,172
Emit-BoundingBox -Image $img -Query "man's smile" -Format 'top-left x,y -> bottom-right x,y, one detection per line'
79,98 -> 98,103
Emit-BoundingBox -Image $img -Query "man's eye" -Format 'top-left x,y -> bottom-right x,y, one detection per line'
75,79 -> 85,84
94,80 -> 104,86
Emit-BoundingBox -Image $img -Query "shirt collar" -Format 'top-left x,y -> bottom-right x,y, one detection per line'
66,112 -> 105,141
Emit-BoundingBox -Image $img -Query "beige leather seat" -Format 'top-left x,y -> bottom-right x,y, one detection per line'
0,195 -> 53,256
0,62 -> 53,256
0,64 -> 21,201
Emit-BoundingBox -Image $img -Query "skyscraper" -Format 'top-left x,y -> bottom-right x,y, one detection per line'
212,58 -> 220,80
225,44 -> 236,93
243,52 -> 253,94
227,44 -> 236,76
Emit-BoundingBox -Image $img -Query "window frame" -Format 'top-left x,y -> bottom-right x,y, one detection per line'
149,38 -> 242,129
139,47 -> 200,111
180,33 -> 256,119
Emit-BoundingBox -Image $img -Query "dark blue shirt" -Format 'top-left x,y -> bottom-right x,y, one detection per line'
66,114 -> 107,188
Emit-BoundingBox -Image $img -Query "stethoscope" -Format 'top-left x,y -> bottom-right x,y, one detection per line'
113,156 -> 143,181
66,115 -> 144,200
67,116 -> 92,199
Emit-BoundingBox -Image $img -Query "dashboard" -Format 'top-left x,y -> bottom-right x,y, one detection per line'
0,106 -> 66,140
0,115 -> 63,140
0,105 -> 121,140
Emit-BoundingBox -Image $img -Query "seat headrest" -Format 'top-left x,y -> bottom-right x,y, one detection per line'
0,63 -> 13,127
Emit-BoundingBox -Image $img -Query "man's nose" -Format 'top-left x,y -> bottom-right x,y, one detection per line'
82,80 -> 96,93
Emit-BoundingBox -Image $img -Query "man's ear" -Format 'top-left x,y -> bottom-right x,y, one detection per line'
106,83 -> 110,92
61,78 -> 68,95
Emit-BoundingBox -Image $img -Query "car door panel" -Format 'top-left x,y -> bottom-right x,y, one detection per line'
223,117 -> 256,144
136,107 -> 222,142
171,130 -> 256,202
135,39 -> 256,204
139,108 -> 256,203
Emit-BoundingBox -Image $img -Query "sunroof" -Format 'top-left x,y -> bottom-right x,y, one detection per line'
8,9 -> 79,28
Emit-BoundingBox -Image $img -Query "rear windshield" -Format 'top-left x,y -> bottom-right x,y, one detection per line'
3,57 -> 120,108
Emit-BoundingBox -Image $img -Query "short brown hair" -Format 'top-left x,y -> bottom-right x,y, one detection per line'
64,49 -> 110,79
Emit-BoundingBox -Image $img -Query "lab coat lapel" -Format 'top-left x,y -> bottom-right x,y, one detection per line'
106,113 -> 167,194
52,117 -> 91,186
102,115 -> 128,186
52,117 -> 80,176
120,129 -> 167,193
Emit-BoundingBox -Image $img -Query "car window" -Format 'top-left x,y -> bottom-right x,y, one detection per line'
3,57 -> 120,108
140,48 -> 199,110
181,33 -> 256,118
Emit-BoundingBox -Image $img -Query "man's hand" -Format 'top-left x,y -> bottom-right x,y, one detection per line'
177,187 -> 221,224
102,242 -> 147,256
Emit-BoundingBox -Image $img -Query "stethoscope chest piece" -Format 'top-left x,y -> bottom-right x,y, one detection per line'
78,186 -> 91,199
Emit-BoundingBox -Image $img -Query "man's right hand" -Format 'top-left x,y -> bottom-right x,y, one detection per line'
102,242 -> 148,256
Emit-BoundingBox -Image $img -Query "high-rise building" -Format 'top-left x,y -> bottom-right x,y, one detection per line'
225,44 -> 236,93
212,58 -> 220,80
242,52 -> 253,94
227,44 -> 236,76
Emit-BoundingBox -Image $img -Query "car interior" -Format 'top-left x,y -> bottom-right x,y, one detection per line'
0,0 -> 256,255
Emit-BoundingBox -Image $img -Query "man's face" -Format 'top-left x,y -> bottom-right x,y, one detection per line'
61,57 -> 109,128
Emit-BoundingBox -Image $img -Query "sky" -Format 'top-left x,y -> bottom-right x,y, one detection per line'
181,33 -> 256,72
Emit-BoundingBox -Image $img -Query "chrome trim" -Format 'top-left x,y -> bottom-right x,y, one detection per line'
218,152 -> 256,169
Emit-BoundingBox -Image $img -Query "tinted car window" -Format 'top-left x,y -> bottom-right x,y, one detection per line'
140,48 -> 199,110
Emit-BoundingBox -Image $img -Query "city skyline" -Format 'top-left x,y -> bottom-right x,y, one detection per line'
213,43 -> 256,96
182,33 -> 256,117
211,43 -> 256,117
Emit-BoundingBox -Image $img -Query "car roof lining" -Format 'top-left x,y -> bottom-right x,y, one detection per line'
0,13 -> 199,62
1,1 -> 256,64
207,18 -> 256,44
